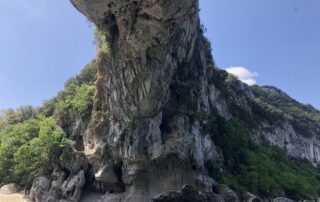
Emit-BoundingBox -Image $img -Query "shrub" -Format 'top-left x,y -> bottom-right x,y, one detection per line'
70,84 -> 95,116
0,116 -> 69,188
95,27 -> 111,54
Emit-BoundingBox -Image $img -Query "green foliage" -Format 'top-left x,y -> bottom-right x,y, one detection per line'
0,116 -> 69,188
94,27 -> 111,54
208,66 -> 320,138
55,84 -> 95,118
71,84 -> 96,115
0,106 -> 37,128
40,60 -> 97,120
0,61 -> 96,188
209,67 -> 229,88
76,61 -> 98,85
251,86 -> 320,137
208,113 -> 320,200
203,36 -> 215,66
125,117 -> 136,145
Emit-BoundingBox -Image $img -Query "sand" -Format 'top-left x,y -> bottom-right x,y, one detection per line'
0,194 -> 28,202
0,191 -> 102,202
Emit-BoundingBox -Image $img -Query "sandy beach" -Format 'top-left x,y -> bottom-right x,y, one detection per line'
0,192 -> 103,202
0,193 -> 28,202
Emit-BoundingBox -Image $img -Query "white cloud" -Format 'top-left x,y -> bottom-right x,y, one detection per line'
225,66 -> 258,86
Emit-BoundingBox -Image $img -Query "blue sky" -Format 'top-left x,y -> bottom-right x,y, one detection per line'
201,0 -> 320,109
0,0 -> 319,109
0,0 -> 95,109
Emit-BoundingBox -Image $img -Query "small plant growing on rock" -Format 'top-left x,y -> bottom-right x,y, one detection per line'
94,27 -> 111,55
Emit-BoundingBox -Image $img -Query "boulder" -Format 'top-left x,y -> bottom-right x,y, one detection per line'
152,184 -> 224,202
61,170 -> 85,201
29,177 -> 51,202
0,183 -> 19,194
240,192 -> 261,202
271,197 -> 295,202
213,184 -> 238,202
29,171 -> 85,202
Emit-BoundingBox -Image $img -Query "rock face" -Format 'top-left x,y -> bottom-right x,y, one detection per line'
69,0 -> 220,201
250,86 -> 320,166
29,177 -> 51,202
258,123 -> 320,166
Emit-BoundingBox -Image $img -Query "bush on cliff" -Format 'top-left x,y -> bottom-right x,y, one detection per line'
0,116 -> 70,188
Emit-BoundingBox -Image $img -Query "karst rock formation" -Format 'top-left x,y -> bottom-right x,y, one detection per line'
70,0 -> 219,201
28,0 -> 320,201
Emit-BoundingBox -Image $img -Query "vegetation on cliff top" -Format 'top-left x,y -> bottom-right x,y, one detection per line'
251,85 -> 320,137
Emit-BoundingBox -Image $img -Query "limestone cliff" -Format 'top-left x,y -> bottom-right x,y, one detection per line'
70,0 -> 219,201
27,0 -> 320,201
